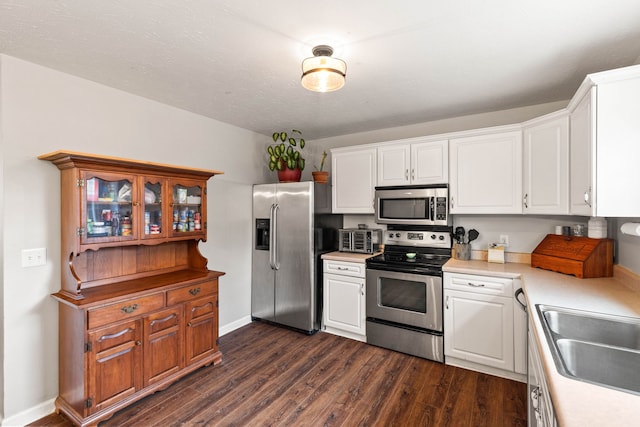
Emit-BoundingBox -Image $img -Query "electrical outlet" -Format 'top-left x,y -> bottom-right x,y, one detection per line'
22,248 -> 47,267
499,235 -> 509,247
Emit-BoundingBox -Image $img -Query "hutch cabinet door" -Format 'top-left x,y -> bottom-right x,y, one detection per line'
185,295 -> 218,365
169,178 -> 207,240
141,175 -> 168,240
81,170 -> 139,245
87,320 -> 143,414
143,306 -> 183,385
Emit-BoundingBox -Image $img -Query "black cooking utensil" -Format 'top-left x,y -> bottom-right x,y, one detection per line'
455,226 -> 465,244
468,229 -> 480,243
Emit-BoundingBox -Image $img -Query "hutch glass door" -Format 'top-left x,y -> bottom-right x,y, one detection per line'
82,171 -> 137,244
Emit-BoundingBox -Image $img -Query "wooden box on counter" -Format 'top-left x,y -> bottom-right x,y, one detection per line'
531,234 -> 613,278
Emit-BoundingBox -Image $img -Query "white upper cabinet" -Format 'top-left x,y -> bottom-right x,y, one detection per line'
569,65 -> 640,217
569,89 -> 594,216
377,138 -> 448,186
331,146 -> 377,214
522,112 -> 570,215
449,128 -> 523,214
411,139 -> 449,185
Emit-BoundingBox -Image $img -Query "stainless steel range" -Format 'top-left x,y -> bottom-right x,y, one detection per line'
366,225 -> 452,362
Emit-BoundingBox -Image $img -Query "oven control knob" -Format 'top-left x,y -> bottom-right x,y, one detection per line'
388,233 -> 394,238
395,233 -> 401,238
431,234 -> 436,240
439,235 -> 445,240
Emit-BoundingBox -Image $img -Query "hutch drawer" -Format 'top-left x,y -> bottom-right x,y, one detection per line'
167,280 -> 216,305
88,293 -> 165,329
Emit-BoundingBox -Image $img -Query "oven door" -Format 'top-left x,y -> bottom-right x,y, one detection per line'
366,268 -> 443,332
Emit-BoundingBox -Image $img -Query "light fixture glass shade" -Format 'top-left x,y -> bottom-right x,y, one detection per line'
301,45 -> 346,92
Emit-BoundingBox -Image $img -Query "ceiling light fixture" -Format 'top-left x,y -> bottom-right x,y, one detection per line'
301,45 -> 346,93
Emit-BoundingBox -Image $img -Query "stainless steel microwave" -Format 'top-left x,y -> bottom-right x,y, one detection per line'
374,185 -> 450,226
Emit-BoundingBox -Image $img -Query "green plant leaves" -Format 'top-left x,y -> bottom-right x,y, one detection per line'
268,129 -> 306,171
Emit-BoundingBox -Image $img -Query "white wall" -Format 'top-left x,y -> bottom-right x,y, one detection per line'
614,217 -> 640,273
0,54 -> 267,425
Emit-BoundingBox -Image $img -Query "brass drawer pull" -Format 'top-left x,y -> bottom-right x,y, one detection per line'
121,303 -> 138,314
189,287 -> 201,296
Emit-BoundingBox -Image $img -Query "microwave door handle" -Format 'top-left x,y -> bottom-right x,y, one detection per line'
429,197 -> 435,222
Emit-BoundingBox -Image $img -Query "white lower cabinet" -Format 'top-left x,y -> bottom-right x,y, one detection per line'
528,329 -> 557,427
323,260 -> 366,342
444,272 -> 525,381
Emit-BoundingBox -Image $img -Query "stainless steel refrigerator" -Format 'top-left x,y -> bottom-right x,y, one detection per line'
252,181 -> 340,334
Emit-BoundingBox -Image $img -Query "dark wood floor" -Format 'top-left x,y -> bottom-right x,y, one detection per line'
31,321 -> 527,426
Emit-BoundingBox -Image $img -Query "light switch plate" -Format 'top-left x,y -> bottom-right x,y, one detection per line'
22,248 -> 46,267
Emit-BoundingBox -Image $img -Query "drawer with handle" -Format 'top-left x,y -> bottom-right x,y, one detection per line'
88,293 -> 165,329
323,260 -> 366,278
443,272 -> 513,296
167,280 -> 217,306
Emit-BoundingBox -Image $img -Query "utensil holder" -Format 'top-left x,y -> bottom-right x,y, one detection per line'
454,243 -> 471,260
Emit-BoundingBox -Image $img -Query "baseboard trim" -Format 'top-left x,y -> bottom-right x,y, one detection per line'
2,398 -> 56,427
219,315 -> 252,336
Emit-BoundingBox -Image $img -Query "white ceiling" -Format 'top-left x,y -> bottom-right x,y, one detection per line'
1,0 -> 640,139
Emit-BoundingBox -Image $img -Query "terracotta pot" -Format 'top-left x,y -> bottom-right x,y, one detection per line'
277,166 -> 302,183
312,171 -> 329,184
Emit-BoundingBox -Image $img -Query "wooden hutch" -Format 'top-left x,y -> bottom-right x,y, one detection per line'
40,151 -> 225,426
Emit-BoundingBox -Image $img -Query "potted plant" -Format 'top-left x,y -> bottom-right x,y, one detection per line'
312,151 -> 329,184
267,129 -> 306,182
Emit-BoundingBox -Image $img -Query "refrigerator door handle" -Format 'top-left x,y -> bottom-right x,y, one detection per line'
269,204 -> 275,269
271,203 -> 280,270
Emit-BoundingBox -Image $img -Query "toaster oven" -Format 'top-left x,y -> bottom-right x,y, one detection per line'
339,228 -> 382,254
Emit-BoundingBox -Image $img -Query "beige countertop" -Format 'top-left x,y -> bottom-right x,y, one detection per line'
444,258 -> 640,427
321,251 -> 381,263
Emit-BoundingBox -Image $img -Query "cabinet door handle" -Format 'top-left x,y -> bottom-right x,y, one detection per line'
135,340 -> 142,346
411,168 -> 415,180
523,193 -> 528,209
361,283 -> 364,296
467,282 -> 485,288
584,188 -> 592,207
189,287 -> 201,296
530,387 -> 540,409
445,295 -> 449,309
150,313 -> 177,327
450,197 -> 454,209
120,303 -> 138,314
405,169 -> 409,181
515,288 -> 527,311
98,327 -> 133,342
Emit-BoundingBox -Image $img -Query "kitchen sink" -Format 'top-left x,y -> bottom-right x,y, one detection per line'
555,339 -> 640,394
537,304 -> 640,395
